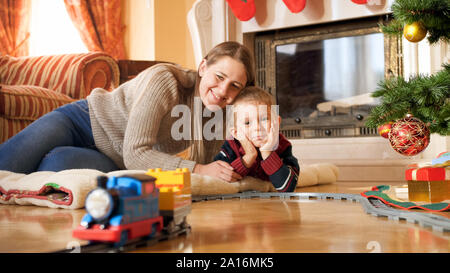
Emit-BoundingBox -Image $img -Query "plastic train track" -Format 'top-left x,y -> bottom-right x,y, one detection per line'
193,191 -> 450,233
55,191 -> 449,253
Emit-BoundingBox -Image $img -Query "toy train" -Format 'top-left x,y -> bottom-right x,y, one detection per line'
72,168 -> 191,247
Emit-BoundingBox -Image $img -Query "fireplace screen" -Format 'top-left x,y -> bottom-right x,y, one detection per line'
252,16 -> 402,138
276,33 -> 384,120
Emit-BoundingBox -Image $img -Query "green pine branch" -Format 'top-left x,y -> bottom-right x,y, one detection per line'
380,0 -> 450,44
365,64 -> 450,136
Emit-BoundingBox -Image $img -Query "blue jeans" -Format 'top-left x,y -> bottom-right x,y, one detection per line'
0,99 -> 119,174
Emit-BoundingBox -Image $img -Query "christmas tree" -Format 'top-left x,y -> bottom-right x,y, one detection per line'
381,0 -> 450,44
365,64 -> 450,136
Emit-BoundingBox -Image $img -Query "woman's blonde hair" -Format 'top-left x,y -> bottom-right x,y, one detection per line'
188,41 -> 255,164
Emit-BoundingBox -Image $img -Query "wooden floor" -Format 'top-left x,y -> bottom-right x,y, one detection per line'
1,181 -> 449,253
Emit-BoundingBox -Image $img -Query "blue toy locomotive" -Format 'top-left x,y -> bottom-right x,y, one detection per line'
72,173 -> 163,247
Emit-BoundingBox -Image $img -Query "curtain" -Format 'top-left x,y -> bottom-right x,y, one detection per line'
0,0 -> 30,56
64,0 -> 126,60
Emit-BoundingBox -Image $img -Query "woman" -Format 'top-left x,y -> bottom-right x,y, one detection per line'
0,41 -> 255,182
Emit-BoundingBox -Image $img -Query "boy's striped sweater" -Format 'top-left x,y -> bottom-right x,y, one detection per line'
214,134 -> 299,192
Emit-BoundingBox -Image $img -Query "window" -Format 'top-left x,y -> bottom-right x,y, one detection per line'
29,0 -> 87,56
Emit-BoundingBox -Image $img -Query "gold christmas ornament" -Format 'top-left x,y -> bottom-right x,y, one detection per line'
403,21 -> 427,43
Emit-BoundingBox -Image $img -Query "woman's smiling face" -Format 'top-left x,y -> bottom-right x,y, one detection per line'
198,56 -> 248,111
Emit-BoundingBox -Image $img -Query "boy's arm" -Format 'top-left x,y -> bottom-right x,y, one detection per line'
260,145 -> 300,192
213,141 -> 252,177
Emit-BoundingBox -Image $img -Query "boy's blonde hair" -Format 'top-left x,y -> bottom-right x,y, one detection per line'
232,86 -> 275,107
227,86 -> 277,135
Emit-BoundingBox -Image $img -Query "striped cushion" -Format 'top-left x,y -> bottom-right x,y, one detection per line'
0,52 -> 119,99
0,85 -> 75,143
1,117 -> 32,144
0,84 -> 75,119
0,117 -> 30,144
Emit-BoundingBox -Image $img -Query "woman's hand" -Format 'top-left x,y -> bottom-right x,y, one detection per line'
193,161 -> 243,182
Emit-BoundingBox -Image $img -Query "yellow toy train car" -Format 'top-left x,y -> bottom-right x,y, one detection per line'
146,168 -> 191,233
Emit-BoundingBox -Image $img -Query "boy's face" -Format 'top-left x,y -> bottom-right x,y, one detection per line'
232,103 -> 275,148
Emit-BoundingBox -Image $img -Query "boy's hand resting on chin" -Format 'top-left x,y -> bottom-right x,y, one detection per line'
259,117 -> 280,159
230,129 -> 258,168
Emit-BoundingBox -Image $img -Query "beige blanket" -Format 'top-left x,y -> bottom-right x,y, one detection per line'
0,163 -> 338,209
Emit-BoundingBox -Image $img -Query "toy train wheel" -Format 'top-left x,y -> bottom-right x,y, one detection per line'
166,221 -> 177,234
114,230 -> 129,248
147,223 -> 158,239
181,216 -> 189,229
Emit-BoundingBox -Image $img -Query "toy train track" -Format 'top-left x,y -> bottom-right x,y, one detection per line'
55,225 -> 191,253
56,191 -> 449,253
193,191 -> 450,233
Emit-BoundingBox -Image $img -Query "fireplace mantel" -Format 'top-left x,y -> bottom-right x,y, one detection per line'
187,0 -> 449,182
188,0 -> 448,76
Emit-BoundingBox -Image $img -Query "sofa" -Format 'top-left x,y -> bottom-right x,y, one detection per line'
0,52 -> 120,143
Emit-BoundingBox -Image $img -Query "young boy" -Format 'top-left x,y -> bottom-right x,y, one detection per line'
213,86 -> 299,192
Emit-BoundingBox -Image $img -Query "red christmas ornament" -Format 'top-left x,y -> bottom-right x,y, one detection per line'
388,114 -> 430,156
378,122 -> 393,138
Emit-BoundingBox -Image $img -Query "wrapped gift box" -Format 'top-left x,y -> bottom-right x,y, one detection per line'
405,166 -> 450,203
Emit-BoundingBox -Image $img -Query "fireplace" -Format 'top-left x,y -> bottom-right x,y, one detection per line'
187,0 -> 448,182
252,15 -> 403,139
244,16 -> 402,138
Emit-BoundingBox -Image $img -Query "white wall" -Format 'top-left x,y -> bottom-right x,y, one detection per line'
122,0 -> 155,60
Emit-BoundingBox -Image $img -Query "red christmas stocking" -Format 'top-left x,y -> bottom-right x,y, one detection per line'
351,0 -> 368,4
282,0 -> 307,13
226,0 -> 256,21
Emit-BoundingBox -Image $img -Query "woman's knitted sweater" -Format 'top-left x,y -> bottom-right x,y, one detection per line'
87,63 -> 222,171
